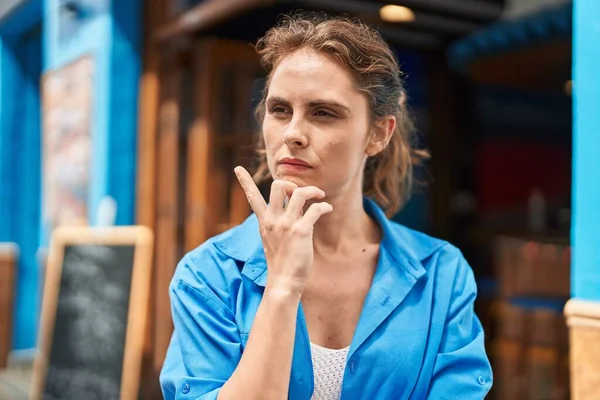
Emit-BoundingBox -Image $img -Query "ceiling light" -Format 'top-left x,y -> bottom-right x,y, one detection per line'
380,5 -> 415,23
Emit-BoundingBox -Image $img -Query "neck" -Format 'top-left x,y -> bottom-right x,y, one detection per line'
310,192 -> 380,253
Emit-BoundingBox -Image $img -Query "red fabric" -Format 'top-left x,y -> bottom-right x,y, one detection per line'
475,139 -> 571,212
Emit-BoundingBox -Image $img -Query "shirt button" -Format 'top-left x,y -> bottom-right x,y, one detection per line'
182,383 -> 191,394
478,376 -> 486,386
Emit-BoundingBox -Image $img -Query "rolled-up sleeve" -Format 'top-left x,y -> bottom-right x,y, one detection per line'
160,253 -> 243,400
426,254 -> 493,399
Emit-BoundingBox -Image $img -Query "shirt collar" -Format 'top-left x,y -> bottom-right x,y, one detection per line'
212,197 -> 444,285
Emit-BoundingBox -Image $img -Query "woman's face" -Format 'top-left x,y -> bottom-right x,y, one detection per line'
262,48 -> 393,197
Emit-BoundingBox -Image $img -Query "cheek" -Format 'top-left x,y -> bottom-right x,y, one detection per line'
261,121 -> 280,162
323,136 -> 350,156
321,124 -> 367,162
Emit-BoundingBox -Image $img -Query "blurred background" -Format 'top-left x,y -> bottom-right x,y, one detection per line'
0,0 -> 598,399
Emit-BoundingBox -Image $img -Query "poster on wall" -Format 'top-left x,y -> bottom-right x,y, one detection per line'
42,56 -> 93,232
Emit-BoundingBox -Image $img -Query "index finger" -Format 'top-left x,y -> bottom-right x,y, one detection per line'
234,166 -> 267,219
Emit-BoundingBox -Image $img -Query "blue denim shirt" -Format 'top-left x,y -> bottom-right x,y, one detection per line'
160,198 -> 493,399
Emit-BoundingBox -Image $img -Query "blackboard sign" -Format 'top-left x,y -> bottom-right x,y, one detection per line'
31,226 -> 153,400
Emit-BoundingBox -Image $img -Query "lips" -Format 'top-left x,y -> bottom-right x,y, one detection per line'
278,157 -> 313,168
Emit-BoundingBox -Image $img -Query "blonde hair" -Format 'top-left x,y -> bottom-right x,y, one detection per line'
253,12 -> 428,216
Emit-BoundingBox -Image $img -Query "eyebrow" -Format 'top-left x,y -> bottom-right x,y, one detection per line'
267,96 -> 351,113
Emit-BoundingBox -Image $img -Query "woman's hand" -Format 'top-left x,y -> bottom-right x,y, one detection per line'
234,166 -> 333,295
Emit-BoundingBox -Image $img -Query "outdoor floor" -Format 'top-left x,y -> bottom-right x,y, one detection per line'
0,365 -> 31,400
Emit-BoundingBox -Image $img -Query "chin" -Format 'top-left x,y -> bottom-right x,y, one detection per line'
278,175 -> 310,187
275,173 -> 317,188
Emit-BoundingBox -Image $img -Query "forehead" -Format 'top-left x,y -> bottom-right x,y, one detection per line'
268,49 -> 357,100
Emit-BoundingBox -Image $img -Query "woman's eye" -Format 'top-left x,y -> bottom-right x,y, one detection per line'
315,109 -> 336,118
270,106 -> 289,115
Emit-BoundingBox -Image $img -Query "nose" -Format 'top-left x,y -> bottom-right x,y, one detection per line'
283,115 -> 308,149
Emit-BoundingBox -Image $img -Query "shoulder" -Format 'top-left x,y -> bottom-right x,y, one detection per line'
386,224 -> 480,318
387,221 -> 473,284
386,220 -> 464,262
170,214 -> 261,308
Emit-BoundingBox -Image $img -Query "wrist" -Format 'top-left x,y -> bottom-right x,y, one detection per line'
264,281 -> 304,302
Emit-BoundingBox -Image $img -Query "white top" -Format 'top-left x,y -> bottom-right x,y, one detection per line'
309,342 -> 350,400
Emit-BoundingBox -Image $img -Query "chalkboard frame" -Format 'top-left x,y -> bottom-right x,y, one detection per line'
30,226 -> 154,400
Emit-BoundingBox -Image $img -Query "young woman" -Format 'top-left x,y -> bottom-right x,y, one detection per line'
160,12 -> 492,400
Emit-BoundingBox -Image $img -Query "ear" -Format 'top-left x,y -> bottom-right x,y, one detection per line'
365,116 -> 396,157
